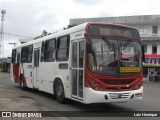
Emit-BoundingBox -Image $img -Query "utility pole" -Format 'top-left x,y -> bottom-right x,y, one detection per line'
0,10 -> 6,58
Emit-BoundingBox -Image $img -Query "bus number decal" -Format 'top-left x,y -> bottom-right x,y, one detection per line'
92,66 -> 103,71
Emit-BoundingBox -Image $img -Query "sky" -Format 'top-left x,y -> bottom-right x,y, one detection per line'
1,0 -> 160,57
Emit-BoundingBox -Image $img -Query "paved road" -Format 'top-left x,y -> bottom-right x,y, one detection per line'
0,72 -> 160,120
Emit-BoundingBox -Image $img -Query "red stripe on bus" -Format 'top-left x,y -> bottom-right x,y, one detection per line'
13,64 -> 20,83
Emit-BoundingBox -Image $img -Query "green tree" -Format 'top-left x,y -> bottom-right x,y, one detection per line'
34,30 -> 52,40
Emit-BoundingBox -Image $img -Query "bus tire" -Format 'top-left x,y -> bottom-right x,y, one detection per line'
55,80 -> 65,103
20,75 -> 26,90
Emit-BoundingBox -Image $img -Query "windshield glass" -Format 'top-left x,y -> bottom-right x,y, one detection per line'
87,38 -> 142,76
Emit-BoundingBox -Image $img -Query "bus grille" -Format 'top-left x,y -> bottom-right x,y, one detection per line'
108,93 -> 130,99
103,79 -> 135,85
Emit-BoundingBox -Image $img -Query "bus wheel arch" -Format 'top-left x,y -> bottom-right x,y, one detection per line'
53,78 -> 66,103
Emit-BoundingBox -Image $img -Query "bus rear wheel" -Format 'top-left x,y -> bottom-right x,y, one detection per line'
55,80 -> 65,103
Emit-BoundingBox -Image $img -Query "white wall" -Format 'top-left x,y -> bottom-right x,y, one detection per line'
134,25 -> 160,37
147,44 -> 152,54
132,24 -> 160,55
157,45 -> 160,54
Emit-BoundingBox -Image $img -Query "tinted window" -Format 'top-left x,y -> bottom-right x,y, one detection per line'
27,45 -> 33,63
21,47 -> 28,63
72,42 -> 77,68
41,42 -> 45,62
44,39 -> 55,62
12,49 -> 17,63
17,53 -> 20,64
79,41 -> 85,68
56,35 -> 70,61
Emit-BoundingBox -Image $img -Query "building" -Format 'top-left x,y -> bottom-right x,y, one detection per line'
70,15 -> 160,81
0,57 -> 11,72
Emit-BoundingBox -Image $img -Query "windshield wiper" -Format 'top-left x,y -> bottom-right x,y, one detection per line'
102,36 -> 116,60
122,39 -> 132,50
102,36 -> 114,51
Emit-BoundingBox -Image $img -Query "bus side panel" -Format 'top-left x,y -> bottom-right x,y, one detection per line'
38,62 -> 55,94
54,62 -> 70,97
23,64 -> 33,88
13,63 -> 20,83
10,64 -> 15,83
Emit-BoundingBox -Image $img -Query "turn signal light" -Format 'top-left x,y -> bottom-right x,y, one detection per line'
135,93 -> 142,97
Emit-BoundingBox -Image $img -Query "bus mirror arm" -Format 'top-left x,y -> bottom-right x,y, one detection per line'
84,33 -> 90,38
84,33 -> 88,38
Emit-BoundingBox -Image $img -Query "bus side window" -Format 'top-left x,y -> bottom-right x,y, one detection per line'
41,41 -> 45,62
44,39 -> 55,62
21,46 -> 28,63
12,49 -> 17,63
56,35 -> 70,61
17,53 -> 20,64
79,41 -> 85,68
27,45 -> 33,63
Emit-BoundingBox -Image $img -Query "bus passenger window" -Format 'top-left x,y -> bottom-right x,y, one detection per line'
17,53 -> 20,64
21,47 -> 28,63
44,39 -> 55,62
79,41 -> 85,68
41,42 -> 45,62
12,49 -> 17,63
72,42 -> 77,68
27,45 -> 33,63
56,36 -> 70,61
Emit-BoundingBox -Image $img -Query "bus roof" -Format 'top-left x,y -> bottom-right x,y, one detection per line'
13,22 -> 88,49
12,22 -> 137,49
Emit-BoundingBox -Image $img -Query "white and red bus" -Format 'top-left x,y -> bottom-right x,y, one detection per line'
10,22 -> 144,104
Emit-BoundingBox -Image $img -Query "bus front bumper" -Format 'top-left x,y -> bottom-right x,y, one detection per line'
84,86 -> 143,104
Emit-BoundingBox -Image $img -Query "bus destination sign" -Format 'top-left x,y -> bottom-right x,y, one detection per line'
100,28 -> 131,38
88,24 -> 140,39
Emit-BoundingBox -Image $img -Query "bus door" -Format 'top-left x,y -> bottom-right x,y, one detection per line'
71,39 -> 85,99
33,48 -> 40,89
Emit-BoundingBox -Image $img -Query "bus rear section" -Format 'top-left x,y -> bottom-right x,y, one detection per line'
81,23 -> 143,103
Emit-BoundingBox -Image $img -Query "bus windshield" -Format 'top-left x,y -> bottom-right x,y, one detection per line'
87,38 -> 142,76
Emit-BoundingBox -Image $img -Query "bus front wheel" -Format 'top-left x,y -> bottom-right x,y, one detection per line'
55,80 -> 65,103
